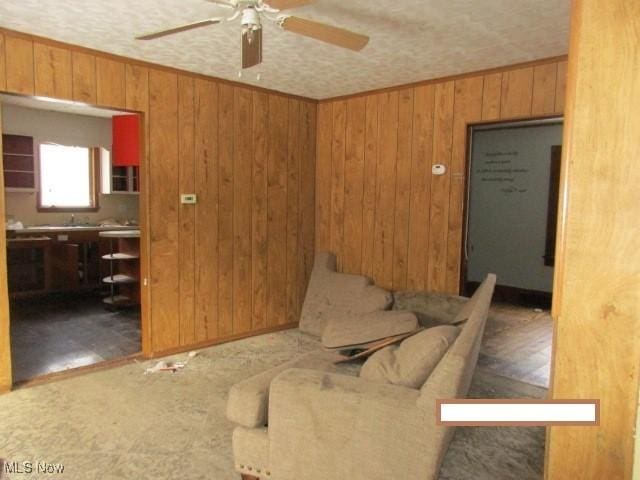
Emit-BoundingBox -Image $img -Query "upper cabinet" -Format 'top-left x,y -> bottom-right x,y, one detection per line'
112,115 -> 140,166
100,114 -> 140,195
100,147 -> 138,195
2,134 -> 36,191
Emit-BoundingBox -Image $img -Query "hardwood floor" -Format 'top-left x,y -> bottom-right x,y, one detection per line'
10,292 -> 141,384
479,302 -> 553,387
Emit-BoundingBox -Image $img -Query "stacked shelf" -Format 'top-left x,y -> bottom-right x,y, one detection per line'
99,230 -> 140,307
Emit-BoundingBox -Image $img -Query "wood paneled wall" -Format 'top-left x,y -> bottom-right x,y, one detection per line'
0,29 -> 316,388
316,58 -> 567,293
547,0 -> 640,477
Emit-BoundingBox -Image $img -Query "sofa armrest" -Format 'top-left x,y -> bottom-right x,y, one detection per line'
226,350 -> 345,428
267,369 -> 440,480
227,361 -> 295,428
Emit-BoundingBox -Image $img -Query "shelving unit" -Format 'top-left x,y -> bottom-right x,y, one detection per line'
99,230 -> 140,307
2,134 -> 36,191
111,166 -> 139,194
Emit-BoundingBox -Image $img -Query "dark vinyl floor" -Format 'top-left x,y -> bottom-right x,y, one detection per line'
10,292 -> 141,384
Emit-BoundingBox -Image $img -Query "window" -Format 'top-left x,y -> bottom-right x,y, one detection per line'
37,144 -> 99,211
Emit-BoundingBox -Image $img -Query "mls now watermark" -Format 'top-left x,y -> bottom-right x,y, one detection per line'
2,459 -> 65,476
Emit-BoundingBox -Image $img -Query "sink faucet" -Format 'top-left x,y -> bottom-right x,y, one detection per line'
69,214 -> 75,225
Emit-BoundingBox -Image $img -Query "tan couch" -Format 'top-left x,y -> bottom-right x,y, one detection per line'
227,252 -> 496,480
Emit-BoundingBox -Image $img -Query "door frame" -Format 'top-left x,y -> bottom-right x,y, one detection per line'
0,92 -> 150,390
458,115 -> 564,296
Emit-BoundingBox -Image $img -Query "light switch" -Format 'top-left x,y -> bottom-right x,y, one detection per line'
181,194 -> 197,204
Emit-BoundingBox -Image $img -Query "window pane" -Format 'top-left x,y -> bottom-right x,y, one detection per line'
39,144 -> 91,208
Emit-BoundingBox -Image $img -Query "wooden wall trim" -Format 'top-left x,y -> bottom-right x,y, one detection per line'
0,27 -> 315,103
0,107 -> 11,391
319,55 -> 568,104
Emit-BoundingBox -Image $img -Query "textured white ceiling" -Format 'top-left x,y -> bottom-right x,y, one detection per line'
0,0 -> 570,99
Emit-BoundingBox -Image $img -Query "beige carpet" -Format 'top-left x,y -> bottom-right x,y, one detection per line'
0,329 -> 545,480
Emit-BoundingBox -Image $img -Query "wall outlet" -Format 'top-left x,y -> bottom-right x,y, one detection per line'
181,194 -> 197,204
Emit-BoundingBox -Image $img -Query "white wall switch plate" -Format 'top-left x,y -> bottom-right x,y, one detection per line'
181,194 -> 197,204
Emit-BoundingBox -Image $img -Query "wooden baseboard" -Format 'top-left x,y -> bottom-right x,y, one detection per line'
149,322 -> 299,359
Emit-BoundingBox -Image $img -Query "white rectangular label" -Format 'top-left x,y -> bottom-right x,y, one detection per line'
437,400 -> 599,426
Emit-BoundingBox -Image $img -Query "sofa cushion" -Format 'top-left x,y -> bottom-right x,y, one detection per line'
392,291 -> 469,326
359,325 -> 460,388
321,311 -> 419,349
299,252 -> 393,337
227,349 -> 353,428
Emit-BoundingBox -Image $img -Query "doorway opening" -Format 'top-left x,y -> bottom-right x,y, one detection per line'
463,117 -> 563,387
1,93 -> 143,386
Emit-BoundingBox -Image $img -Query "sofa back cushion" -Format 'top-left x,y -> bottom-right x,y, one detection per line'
392,291 -> 469,327
359,325 -> 460,388
299,252 -> 392,337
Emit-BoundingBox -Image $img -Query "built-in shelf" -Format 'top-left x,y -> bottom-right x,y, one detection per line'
3,134 -> 36,191
99,229 -> 140,308
102,253 -> 139,260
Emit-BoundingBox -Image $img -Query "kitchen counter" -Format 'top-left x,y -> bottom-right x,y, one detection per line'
6,225 -> 139,297
8,225 -> 138,234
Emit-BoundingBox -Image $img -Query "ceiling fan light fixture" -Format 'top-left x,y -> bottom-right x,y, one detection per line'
135,0 -> 369,67
241,6 -> 261,29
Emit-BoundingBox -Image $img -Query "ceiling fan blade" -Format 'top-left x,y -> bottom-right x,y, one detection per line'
266,0 -> 315,10
242,28 -> 263,69
279,16 -> 369,51
136,19 -> 221,40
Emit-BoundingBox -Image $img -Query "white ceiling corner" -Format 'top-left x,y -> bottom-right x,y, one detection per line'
0,0 -> 570,99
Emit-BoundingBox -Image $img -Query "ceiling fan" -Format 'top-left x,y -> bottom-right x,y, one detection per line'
136,0 -> 369,69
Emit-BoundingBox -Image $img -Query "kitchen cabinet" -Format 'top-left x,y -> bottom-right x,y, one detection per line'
100,147 -> 138,194
111,165 -> 139,194
6,226 -> 135,297
2,134 -> 36,191
6,237 -> 51,295
112,115 -> 140,166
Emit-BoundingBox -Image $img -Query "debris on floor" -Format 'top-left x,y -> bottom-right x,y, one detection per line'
142,351 -> 199,374
145,361 -> 185,374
